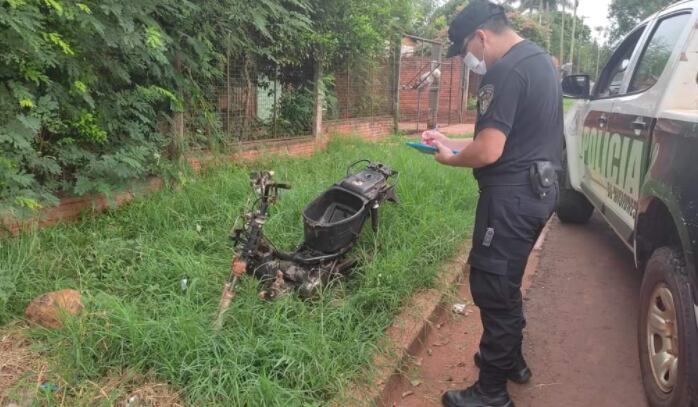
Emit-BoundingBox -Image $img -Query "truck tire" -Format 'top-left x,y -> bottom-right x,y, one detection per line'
638,247 -> 698,407
555,187 -> 594,224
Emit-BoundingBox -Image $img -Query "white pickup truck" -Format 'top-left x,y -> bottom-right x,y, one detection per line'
558,1 -> 698,406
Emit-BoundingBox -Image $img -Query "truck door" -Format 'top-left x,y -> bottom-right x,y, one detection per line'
606,11 -> 693,240
579,25 -> 648,242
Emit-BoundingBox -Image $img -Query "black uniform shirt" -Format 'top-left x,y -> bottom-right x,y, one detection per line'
473,40 -> 563,185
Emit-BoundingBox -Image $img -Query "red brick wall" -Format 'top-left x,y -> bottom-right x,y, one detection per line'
2,118 -> 393,236
323,117 -> 393,141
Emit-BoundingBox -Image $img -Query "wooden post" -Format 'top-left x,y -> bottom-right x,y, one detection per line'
312,58 -> 323,142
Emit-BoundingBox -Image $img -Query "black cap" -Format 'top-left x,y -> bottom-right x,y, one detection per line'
445,0 -> 506,58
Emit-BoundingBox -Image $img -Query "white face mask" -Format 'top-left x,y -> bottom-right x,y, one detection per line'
463,41 -> 487,75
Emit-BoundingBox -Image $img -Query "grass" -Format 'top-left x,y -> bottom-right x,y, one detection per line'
0,136 -> 479,406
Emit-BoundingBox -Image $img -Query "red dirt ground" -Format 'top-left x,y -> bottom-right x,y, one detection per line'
385,215 -> 649,407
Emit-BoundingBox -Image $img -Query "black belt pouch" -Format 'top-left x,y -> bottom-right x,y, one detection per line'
529,161 -> 557,199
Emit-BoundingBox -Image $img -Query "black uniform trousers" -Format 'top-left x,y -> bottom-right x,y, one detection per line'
467,183 -> 557,392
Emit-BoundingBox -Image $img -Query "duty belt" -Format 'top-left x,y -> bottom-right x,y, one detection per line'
477,161 -> 558,199
476,171 -> 531,188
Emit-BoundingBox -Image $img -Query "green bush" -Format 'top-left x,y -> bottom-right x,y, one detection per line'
277,85 -> 315,136
0,0 -> 313,215
0,0 -> 425,215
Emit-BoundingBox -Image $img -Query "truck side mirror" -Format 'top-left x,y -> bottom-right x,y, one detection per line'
562,75 -> 591,99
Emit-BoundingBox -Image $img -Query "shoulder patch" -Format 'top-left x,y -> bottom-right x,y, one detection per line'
478,84 -> 495,116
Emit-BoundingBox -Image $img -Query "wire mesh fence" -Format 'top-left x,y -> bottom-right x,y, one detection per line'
328,55 -> 395,123
204,57 -> 317,147
188,36 -> 473,149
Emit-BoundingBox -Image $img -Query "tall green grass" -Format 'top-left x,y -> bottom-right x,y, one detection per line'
0,136 -> 478,406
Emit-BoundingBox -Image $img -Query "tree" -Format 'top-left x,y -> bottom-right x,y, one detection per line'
504,0 -> 572,14
413,0 -> 467,39
547,11 -> 591,62
417,0 -> 547,44
608,0 -> 675,42
507,12 -> 548,47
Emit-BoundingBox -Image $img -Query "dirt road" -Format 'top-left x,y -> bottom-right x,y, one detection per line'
386,215 -> 649,407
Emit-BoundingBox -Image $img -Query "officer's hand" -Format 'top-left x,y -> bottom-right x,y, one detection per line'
421,130 -> 449,146
433,140 -> 455,165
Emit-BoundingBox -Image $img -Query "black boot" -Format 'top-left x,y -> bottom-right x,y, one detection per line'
441,382 -> 515,407
473,352 -> 532,384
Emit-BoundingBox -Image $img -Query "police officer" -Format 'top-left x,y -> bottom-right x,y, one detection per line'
422,1 -> 563,406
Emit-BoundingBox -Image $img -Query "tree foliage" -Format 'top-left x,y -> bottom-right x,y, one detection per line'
504,0 -> 573,13
1,0 -> 191,213
421,0 -> 602,78
0,0 -> 414,214
414,0 -> 548,46
608,0 -> 675,42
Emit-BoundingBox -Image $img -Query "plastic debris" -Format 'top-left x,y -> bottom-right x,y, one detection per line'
452,303 -> 467,314
126,395 -> 139,407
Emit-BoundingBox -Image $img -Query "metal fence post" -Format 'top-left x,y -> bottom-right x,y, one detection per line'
272,69 -> 278,139
226,52 -> 231,141
428,43 -> 443,129
460,61 -> 470,124
369,63 -> 374,125
392,39 -> 401,133
447,60 -> 454,125
346,65 -> 351,120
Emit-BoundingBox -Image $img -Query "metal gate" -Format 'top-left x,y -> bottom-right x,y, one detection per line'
397,35 -> 471,133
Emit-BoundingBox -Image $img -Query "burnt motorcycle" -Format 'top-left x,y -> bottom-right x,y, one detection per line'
213,160 -> 398,328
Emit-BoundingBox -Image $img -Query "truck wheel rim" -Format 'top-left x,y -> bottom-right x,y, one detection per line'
647,283 -> 679,393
